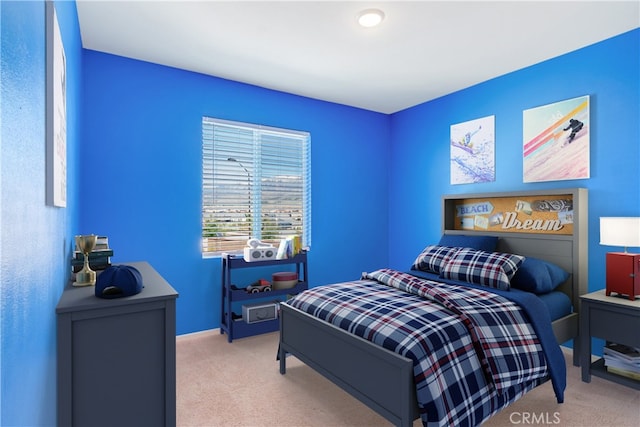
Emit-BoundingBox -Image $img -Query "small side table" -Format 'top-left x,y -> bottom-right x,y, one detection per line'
580,289 -> 640,390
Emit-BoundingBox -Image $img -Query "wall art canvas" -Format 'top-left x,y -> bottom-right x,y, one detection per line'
46,2 -> 67,207
523,95 -> 590,183
450,115 -> 495,184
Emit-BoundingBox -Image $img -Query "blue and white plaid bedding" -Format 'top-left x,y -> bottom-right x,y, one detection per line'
285,269 -> 565,427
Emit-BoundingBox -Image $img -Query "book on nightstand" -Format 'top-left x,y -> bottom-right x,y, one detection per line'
604,342 -> 640,364
606,366 -> 640,381
604,342 -> 640,381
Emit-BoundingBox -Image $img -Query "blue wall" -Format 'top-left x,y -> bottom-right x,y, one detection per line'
80,52 -> 391,335
388,29 -> 640,293
81,28 -> 639,338
1,1 -> 81,425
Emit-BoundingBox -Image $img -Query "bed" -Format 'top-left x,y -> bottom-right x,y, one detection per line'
278,188 -> 588,427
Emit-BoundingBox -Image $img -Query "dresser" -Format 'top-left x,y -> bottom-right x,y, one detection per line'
56,261 -> 178,427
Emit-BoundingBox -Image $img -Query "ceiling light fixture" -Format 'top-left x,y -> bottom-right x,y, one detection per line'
357,8 -> 385,28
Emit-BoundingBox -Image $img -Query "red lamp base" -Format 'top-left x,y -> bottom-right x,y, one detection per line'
606,252 -> 640,301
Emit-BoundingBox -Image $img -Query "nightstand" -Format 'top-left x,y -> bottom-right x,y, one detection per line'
580,289 -> 640,390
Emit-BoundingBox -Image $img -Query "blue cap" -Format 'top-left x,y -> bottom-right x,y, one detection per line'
95,265 -> 143,299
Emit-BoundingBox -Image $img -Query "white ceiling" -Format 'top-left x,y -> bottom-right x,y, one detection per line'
76,0 -> 640,114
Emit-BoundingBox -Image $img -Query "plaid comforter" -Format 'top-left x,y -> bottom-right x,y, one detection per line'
285,269 -> 563,427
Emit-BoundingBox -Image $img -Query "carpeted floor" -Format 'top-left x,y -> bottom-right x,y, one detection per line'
176,330 -> 640,427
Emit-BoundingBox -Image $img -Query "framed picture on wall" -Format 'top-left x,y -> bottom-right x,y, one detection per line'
523,95 -> 590,183
450,115 -> 495,185
46,2 -> 67,207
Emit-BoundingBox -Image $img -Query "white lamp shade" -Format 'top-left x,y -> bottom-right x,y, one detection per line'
600,217 -> 640,249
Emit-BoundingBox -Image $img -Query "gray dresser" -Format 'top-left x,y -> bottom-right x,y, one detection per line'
56,261 -> 178,427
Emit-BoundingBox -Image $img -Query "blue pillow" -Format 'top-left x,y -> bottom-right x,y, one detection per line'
510,257 -> 569,294
438,234 -> 498,252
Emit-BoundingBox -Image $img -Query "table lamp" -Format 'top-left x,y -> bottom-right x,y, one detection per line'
600,217 -> 640,300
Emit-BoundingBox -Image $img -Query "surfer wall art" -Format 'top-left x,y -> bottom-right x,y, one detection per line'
523,95 -> 590,183
450,115 -> 495,185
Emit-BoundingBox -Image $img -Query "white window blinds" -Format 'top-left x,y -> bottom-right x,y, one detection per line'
202,117 -> 311,256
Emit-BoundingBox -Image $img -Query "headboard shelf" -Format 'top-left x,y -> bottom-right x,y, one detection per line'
443,188 -> 585,235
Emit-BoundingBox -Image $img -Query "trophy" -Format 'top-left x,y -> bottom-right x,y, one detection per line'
74,234 -> 97,286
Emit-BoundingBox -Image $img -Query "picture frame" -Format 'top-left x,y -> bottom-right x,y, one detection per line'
46,1 -> 67,207
450,115 -> 495,185
523,95 -> 590,183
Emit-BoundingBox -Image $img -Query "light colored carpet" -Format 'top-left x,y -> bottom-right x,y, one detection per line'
176,330 -> 640,427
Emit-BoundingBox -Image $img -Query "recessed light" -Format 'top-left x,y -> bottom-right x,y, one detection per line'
357,8 -> 385,28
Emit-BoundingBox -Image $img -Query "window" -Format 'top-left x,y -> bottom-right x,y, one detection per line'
202,117 -> 311,256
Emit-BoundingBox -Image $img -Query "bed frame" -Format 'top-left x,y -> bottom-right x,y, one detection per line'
278,188 -> 587,427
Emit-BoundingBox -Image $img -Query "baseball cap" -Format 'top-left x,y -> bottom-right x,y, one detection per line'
95,265 -> 144,299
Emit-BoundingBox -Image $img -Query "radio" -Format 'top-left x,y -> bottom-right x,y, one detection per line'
243,238 -> 277,262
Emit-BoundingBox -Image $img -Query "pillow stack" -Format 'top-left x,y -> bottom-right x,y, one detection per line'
411,234 -> 569,293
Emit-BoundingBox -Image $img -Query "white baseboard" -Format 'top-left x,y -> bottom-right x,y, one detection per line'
176,328 -> 219,341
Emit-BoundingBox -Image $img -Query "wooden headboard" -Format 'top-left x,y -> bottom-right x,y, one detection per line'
442,188 -> 588,359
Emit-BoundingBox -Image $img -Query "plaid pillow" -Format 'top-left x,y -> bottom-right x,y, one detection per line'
411,245 -> 461,274
439,248 -> 525,290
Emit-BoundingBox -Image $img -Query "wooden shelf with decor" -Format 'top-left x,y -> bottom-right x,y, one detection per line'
220,251 -> 308,342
